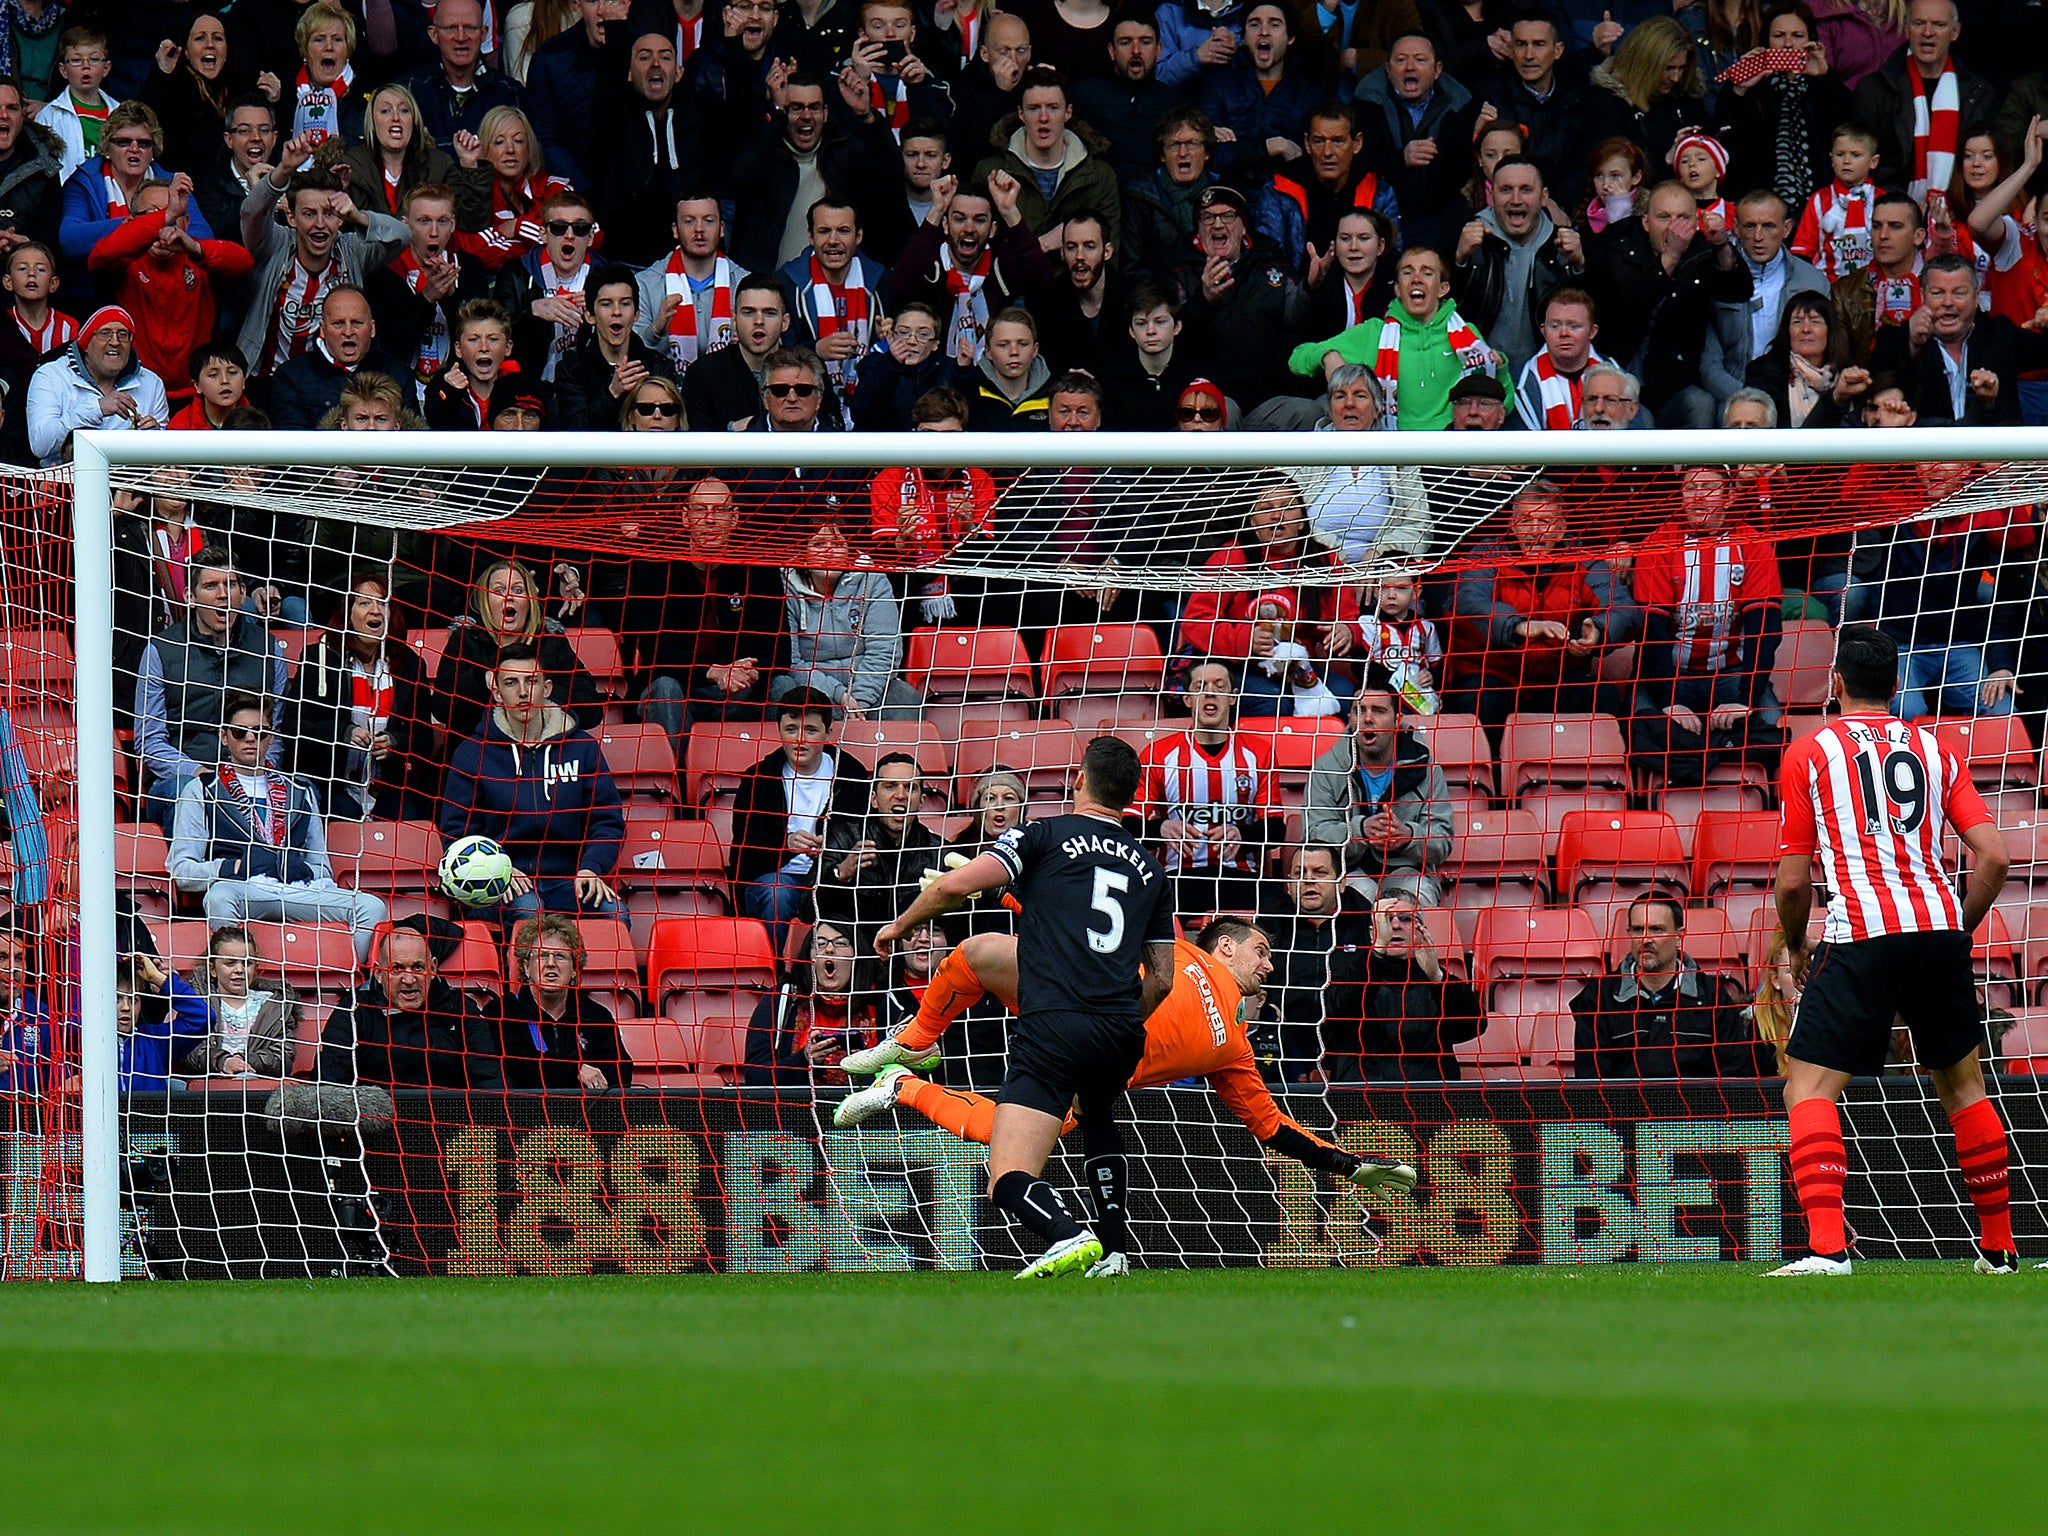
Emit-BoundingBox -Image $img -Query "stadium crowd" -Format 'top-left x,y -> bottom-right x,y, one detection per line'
0,0 -> 2045,1102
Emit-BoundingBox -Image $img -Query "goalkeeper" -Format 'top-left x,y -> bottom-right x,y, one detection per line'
841,903 -> 1416,1268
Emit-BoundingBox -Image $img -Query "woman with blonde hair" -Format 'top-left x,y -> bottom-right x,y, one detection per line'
502,0 -> 583,84
945,770 -> 1029,937
1750,925 -> 1799,1074
458,105 -> 570,250
339,82 -> 484,220
1586,15 -> 1704,165
432,557 -> 606,741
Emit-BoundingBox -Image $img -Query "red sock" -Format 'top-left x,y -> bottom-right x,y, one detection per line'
1949,1097 -> 2014,1252
1788,1098 -> 1848,1256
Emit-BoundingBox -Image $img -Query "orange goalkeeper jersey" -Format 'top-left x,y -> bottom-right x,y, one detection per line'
1130,939 -> 1294,1142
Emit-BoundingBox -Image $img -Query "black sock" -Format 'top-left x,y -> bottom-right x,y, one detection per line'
991,1170 -> 1084,1244
1083,1154 -> 1129,1256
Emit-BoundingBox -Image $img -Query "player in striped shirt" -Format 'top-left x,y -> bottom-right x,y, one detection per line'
1139,659 -> 1281,916
1769,625 -> 2017,1276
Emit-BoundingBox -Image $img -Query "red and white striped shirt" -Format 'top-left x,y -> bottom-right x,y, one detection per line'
1140,732 -> 1275,872
1777,714 -> 1991,943
1630,520 -> 1782,673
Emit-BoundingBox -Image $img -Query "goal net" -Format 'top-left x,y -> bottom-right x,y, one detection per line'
6,427 -> 2047,1278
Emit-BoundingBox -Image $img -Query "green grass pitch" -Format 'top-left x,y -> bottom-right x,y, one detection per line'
6,1264 -> 2046,1534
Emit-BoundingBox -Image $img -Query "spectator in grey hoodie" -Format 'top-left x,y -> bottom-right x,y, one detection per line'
1303,674 -> 1453,904
772,515 -> 924,721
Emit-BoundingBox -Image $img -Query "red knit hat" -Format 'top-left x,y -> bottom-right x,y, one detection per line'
79,306 -> 135,346
1670,132 -> 1729,179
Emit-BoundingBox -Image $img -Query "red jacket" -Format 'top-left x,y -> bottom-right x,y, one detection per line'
1178,542 -> 1366,661
88,212 -> 255,403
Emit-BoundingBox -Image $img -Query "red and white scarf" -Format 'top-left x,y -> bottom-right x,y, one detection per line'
1696,195 -> 1735,236
11,306 -> 75,354
1870,258 -> 1923,327
869,74 -> 909,137
223,769 -> 292,847
952,6 -> 983,62
1803,180 -> 1876,282
102,169 -> 133,219
939,242 -> 992,359
675,8 -> 703,64
490,173 -> 567,250
260,259 -> 336,376
808,256 -> 873,390
293,63 -> 354,144
1909,61 -> 1960,206
663,252 -> 735,369
1341,277 -> 1373,329
348,658 -> 393,734
1372,306 -> 1486,429
391,246 -> 455,387
1530,347 -> 1604,431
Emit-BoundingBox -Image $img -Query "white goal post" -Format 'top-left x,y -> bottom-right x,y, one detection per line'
66,424 -> 2048,1281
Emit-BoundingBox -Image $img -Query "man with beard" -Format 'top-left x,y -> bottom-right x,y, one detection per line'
889,171 -> 1051,362
1029,210 -> 1128,373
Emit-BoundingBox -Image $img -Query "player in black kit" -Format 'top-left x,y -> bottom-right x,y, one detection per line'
877,735 -> 1175,1279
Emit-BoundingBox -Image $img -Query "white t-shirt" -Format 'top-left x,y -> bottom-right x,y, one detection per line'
781,752 -> 836,875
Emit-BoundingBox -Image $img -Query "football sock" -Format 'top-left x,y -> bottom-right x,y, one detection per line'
897,1076 -> 997,1145
1948,1096 -> 2014,1252
1084,1154 -> 1130,1256
1787,1097 -> 1848,1255
992,1170 -> 1084,1244
902,947 -> 985,1053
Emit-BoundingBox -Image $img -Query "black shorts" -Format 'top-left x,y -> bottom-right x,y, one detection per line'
999,1009 -> 1146,1120
1789,929 -> 1984,1077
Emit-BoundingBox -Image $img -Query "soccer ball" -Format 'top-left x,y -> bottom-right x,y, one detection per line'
438,835 -> 515,907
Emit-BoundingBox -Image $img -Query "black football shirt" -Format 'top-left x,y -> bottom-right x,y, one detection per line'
988,814 -> 1175,1018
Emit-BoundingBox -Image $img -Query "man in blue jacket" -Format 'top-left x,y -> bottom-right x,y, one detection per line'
440,643 -> 626,929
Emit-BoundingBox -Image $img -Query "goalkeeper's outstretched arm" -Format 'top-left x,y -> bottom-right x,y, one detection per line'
1211,1059 -> 1412,1188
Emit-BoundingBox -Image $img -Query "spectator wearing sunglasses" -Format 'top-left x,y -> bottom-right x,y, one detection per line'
502,191 -> 601,384
746,347 -> 842,433
1174,376 -> 1229,430
167,693 -> 388,963
619,374 -> 685,431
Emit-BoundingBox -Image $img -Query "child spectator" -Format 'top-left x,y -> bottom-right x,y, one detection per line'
36,24 -> 119,181
169,342 -> 250,429
1581,136 -> 1647,235
1671,130 -> 1733,236
848,300 -> 971,431
87,178 -> 254,407
180,924 -> 299,1080
0,242 -> 74,405
728,688 -> 872,954
1791,122 -> 1882,281
114,952 -> 209,1094
1363,576 -> 1442,715
0,926 -> 52,1099
421,297 -> 515,428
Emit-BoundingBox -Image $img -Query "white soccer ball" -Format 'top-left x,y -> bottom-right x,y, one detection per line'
438,834 -> 515,907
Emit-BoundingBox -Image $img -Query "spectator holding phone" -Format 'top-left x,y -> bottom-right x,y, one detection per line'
742,916 -> 884,1085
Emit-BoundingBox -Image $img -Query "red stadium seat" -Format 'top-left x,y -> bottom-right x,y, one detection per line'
923,700 -> 1036,746
1502,713 -> 1629,801
1935,717 -> 2039,816
1059,693 -> 1164,731
269,627 -> 324,678
685,722 -> 775,809
1658,762 -> 1773,841
1039,624 -> 1166,700
1470,905 -> 1602,1019
323,819 -> 445,921
952,720 -> 1079,806
1232,717 -> 1344,808
403,627 -> 450,693
646,916 -> 778,1084
1975,907 -> 2021,1012
116,822 -> 172,917
290,1002 -> 332,1076
1994,1008 -> 2048,1071
0,627 -> 74,707
561,916 -> 643,1019
616,820 -> 732,952
1553,810 -> 1689,915
1782,712 -> 1831,745
1690,809 -> 1780,902
145,918 -> 215,975
597,722 -> 680,803
1415,712 -> 1494,800
561,627 -> 626,699
1441,808 -> 1547,946
905,627 -> 1036,703
1410,906 -> 1468,981
1772,620 -> 1836,710
253,923 -> 360,1005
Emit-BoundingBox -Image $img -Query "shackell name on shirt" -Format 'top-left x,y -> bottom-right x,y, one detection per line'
1058,831 -> 1156,883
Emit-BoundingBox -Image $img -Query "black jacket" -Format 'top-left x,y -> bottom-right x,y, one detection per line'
0,125 -> 64,256
1095,343 -> 1204,430
496,988 -> 634,1091
1476,68 -> 1594,207
553,332 -> 678,432
268,343 -> 408,432
1884,315 -> 2048,428
728,116 -> 895,275
586,95 -> 707,268
742,987 -> 882,1086
680,342 -> 769,433
1323,948 -> 1484,1081
1254,896 -> 1375,1082
1073,73 -> 1191,186
1570,959 -> 1767,1079
1585,222 -> 1752,410
1032,271 -> 1136,377
1454,221 -> 1582,351
622,555 -> 785,689
729,744 -> 871,886
281,633 -> 434,822
1714,68 -> 1855,202
847,346 -> 975,430
818,807 -> 946,932
1171,240 -> 1310,410
430,615 -> 606,744
319,976 -> 505,1090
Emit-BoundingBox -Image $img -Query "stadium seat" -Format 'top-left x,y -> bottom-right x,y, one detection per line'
253,923 -> 360,1006
923,699 -> 1036,746
561,626 -> 627,718
323,819 -> 444,921
116,822 -> 172,917
1039,623 -> 1165,701
1658,762 -> 1773,840
905,627 -> 1036,703
1772,619 -> 1836,709
268,626 -> 323,678
685,722 -> 775,809
597,722 -> 680,803
616,820 -> 731,950
567,916 -> 643,1018
1441,808 -> 1547,946
1782,712 -> 1831,745
1501,714 -> 1629,845
1935,717 -> 2040,816
1975,907 -> 2022,1012
646,916 -> 778,1083
1060,693 -> 1164,732
952,719 -> 1079,806
1691,809 -> 1780,903
145,918 -> 215,975
403,627 -> 450,692
834,719 -> 952,814
1553,810 -> 1690,915
1232,717 -> 1343,808
1411,906 -> 1468,981
0,627 -> 74,708
1470,905 -> 1602,1019
1415,712 -> 1494,801
289,1002 -> 332,1076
